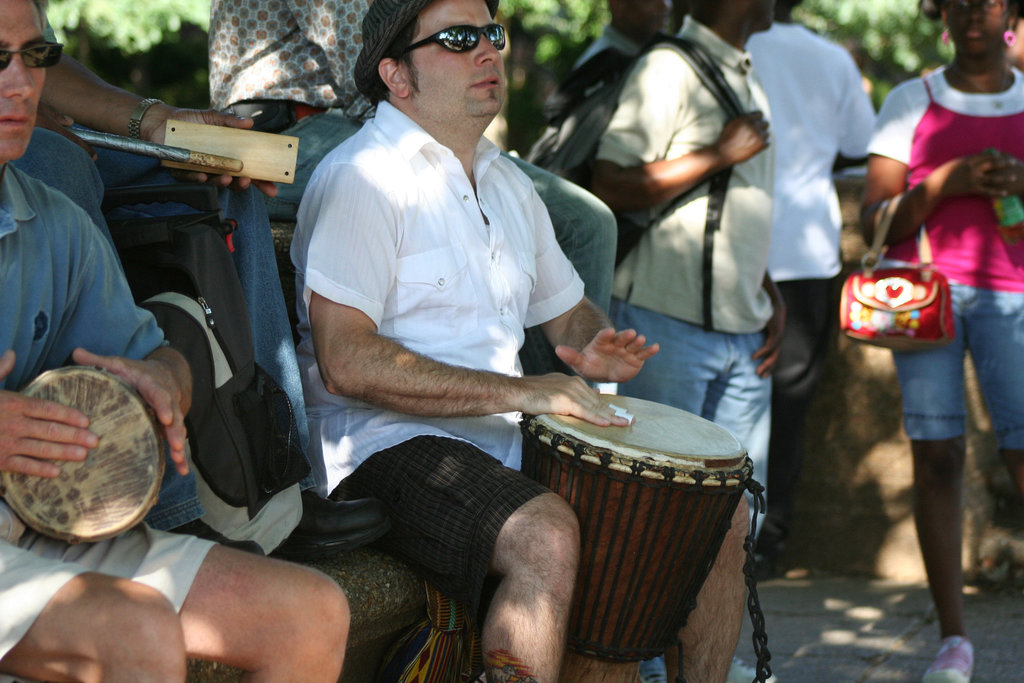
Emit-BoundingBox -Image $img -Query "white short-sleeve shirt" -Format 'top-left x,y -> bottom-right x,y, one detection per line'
291,102 -> 584,493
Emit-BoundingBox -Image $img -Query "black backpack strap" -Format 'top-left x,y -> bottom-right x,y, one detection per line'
652,36 -> 745,331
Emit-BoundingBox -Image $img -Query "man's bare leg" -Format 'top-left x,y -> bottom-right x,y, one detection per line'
482,493 -> 579,682
666,498 -> 749,683
179,545 -> 349,682
1,572 -> 188,683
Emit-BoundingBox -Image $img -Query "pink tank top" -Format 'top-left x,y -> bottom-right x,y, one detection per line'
889,77 -> 1024,292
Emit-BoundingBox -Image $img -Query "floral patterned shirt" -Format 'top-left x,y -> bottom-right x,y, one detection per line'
209,0 -> 373,119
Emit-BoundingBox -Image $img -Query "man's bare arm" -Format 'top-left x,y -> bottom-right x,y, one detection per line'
541,298 -> 659,384
591,112 -> 770,212
308,293 -> 624,426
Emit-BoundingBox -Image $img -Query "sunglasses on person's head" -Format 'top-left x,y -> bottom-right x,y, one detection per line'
403,24 -> 506,54
0,43 -> 63,71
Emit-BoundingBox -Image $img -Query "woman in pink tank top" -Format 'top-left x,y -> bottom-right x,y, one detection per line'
862,1 -> 1024,682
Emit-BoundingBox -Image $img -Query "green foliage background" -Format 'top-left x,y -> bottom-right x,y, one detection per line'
46,0 -> 953,151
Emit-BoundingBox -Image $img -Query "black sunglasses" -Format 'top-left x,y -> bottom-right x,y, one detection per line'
403,24 -> 506,54
0,43 -> 63,71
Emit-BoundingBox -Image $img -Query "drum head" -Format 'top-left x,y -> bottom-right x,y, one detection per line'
1,367 -> 163,543
533,395 -> 745,471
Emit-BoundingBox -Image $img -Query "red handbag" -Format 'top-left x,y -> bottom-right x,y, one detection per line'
839,196 -> 955,351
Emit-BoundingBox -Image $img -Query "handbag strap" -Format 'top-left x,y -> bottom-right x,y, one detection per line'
863,194 -> 936,279
863,194 -> 902,276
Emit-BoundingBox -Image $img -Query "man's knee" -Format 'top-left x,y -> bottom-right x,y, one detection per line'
497,492 -> 580,575
6,573 -> 186,683
88,578 -> 186,680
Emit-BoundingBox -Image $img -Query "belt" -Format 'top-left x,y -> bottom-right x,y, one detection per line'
229,100 -> 327,133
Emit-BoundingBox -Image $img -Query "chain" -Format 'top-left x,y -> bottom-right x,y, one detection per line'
743,478 -> 773,682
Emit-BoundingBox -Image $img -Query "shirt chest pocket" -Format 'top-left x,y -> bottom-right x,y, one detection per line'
392,246 -> 478,339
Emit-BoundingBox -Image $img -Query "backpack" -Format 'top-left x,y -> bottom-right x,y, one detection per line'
526,46 -> 638,190
104,185 -> 309,541
527,35 -> 746,328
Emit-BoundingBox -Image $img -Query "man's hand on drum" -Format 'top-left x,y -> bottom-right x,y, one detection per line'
71,347 -> 193,476
0,350 -> 97,478
555,327 -> 659,384
515,373 -> 628,427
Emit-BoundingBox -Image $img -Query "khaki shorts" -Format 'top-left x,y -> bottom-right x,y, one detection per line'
0,500 -> 213,671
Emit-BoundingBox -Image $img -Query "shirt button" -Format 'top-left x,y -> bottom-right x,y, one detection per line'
438,278 -> 446,287
463,195 -> 470,202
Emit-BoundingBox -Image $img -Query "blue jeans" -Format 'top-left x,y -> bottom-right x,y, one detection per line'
264,110 -> 617,376
893,283 -> 1024,449
611,299 -> 772,501
14,128 -> 310,528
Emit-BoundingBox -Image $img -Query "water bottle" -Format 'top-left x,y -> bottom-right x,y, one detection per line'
987,148 -> 1024,243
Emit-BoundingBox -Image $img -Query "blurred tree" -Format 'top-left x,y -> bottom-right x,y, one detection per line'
797,0 -> 950,107
47,0 -> 211,108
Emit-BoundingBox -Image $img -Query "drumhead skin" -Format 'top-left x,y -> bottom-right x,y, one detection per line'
533,395 -> 746,476
1,367 -> 163,543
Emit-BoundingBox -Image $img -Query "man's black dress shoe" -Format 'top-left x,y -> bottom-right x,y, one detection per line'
272,491 -> 390,561
169,518 -> 265,555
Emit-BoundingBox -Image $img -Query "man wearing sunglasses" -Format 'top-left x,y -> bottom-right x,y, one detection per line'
208,0 -> 618,384
0,1 -> 351,680
291,0 -> 659,680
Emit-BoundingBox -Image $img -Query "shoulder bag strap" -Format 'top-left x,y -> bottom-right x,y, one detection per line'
658,36 -> 744,330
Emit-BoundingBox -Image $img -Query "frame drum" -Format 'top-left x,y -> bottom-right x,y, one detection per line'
0,367 -> 164,543
521,395 -> 751,666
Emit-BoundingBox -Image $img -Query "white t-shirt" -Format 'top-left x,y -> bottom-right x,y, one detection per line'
291,101 -> 585,494
748,22 -> 876,281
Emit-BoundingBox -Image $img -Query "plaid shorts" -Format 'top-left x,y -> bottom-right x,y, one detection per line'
331,436 -> 548,616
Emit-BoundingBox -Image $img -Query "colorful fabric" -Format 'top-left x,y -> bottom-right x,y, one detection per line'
376,583 -> 482,683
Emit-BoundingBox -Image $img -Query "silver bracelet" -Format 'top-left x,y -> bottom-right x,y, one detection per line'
128,97 -> 162,139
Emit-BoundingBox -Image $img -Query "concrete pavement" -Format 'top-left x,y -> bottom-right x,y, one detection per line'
735,573 -> 1024,682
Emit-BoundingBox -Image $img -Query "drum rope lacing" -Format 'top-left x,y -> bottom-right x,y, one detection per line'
669,476 -> 772,683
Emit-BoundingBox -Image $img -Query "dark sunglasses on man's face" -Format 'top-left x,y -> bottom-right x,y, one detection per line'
0,43 -> 63,71
403,24 -> 506,55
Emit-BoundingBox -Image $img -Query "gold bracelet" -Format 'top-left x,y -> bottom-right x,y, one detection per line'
128,98 -> 162,139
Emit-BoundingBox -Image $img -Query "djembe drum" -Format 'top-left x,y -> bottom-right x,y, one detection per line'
0,367 -> 164,543
521,395 -> 751,682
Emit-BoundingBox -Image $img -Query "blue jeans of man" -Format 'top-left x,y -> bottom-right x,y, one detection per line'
611,299 -> 772,505
266,110 -> 617,374
13,128 -> 308,529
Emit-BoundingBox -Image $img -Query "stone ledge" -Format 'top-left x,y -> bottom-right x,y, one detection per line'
186,548 -> 425,682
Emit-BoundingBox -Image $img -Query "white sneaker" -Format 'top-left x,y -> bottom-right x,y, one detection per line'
726,657 -> 778,683
922,636 -> 973,683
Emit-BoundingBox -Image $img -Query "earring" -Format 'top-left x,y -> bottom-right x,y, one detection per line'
1006,29 -> 1018,47
942,29 -> 950,45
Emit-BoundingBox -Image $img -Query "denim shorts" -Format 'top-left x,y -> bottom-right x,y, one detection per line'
893,283 -> 1024,449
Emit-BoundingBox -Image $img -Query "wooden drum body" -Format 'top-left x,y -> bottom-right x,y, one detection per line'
0,367 -> 164,543
521,395 -> 751,665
